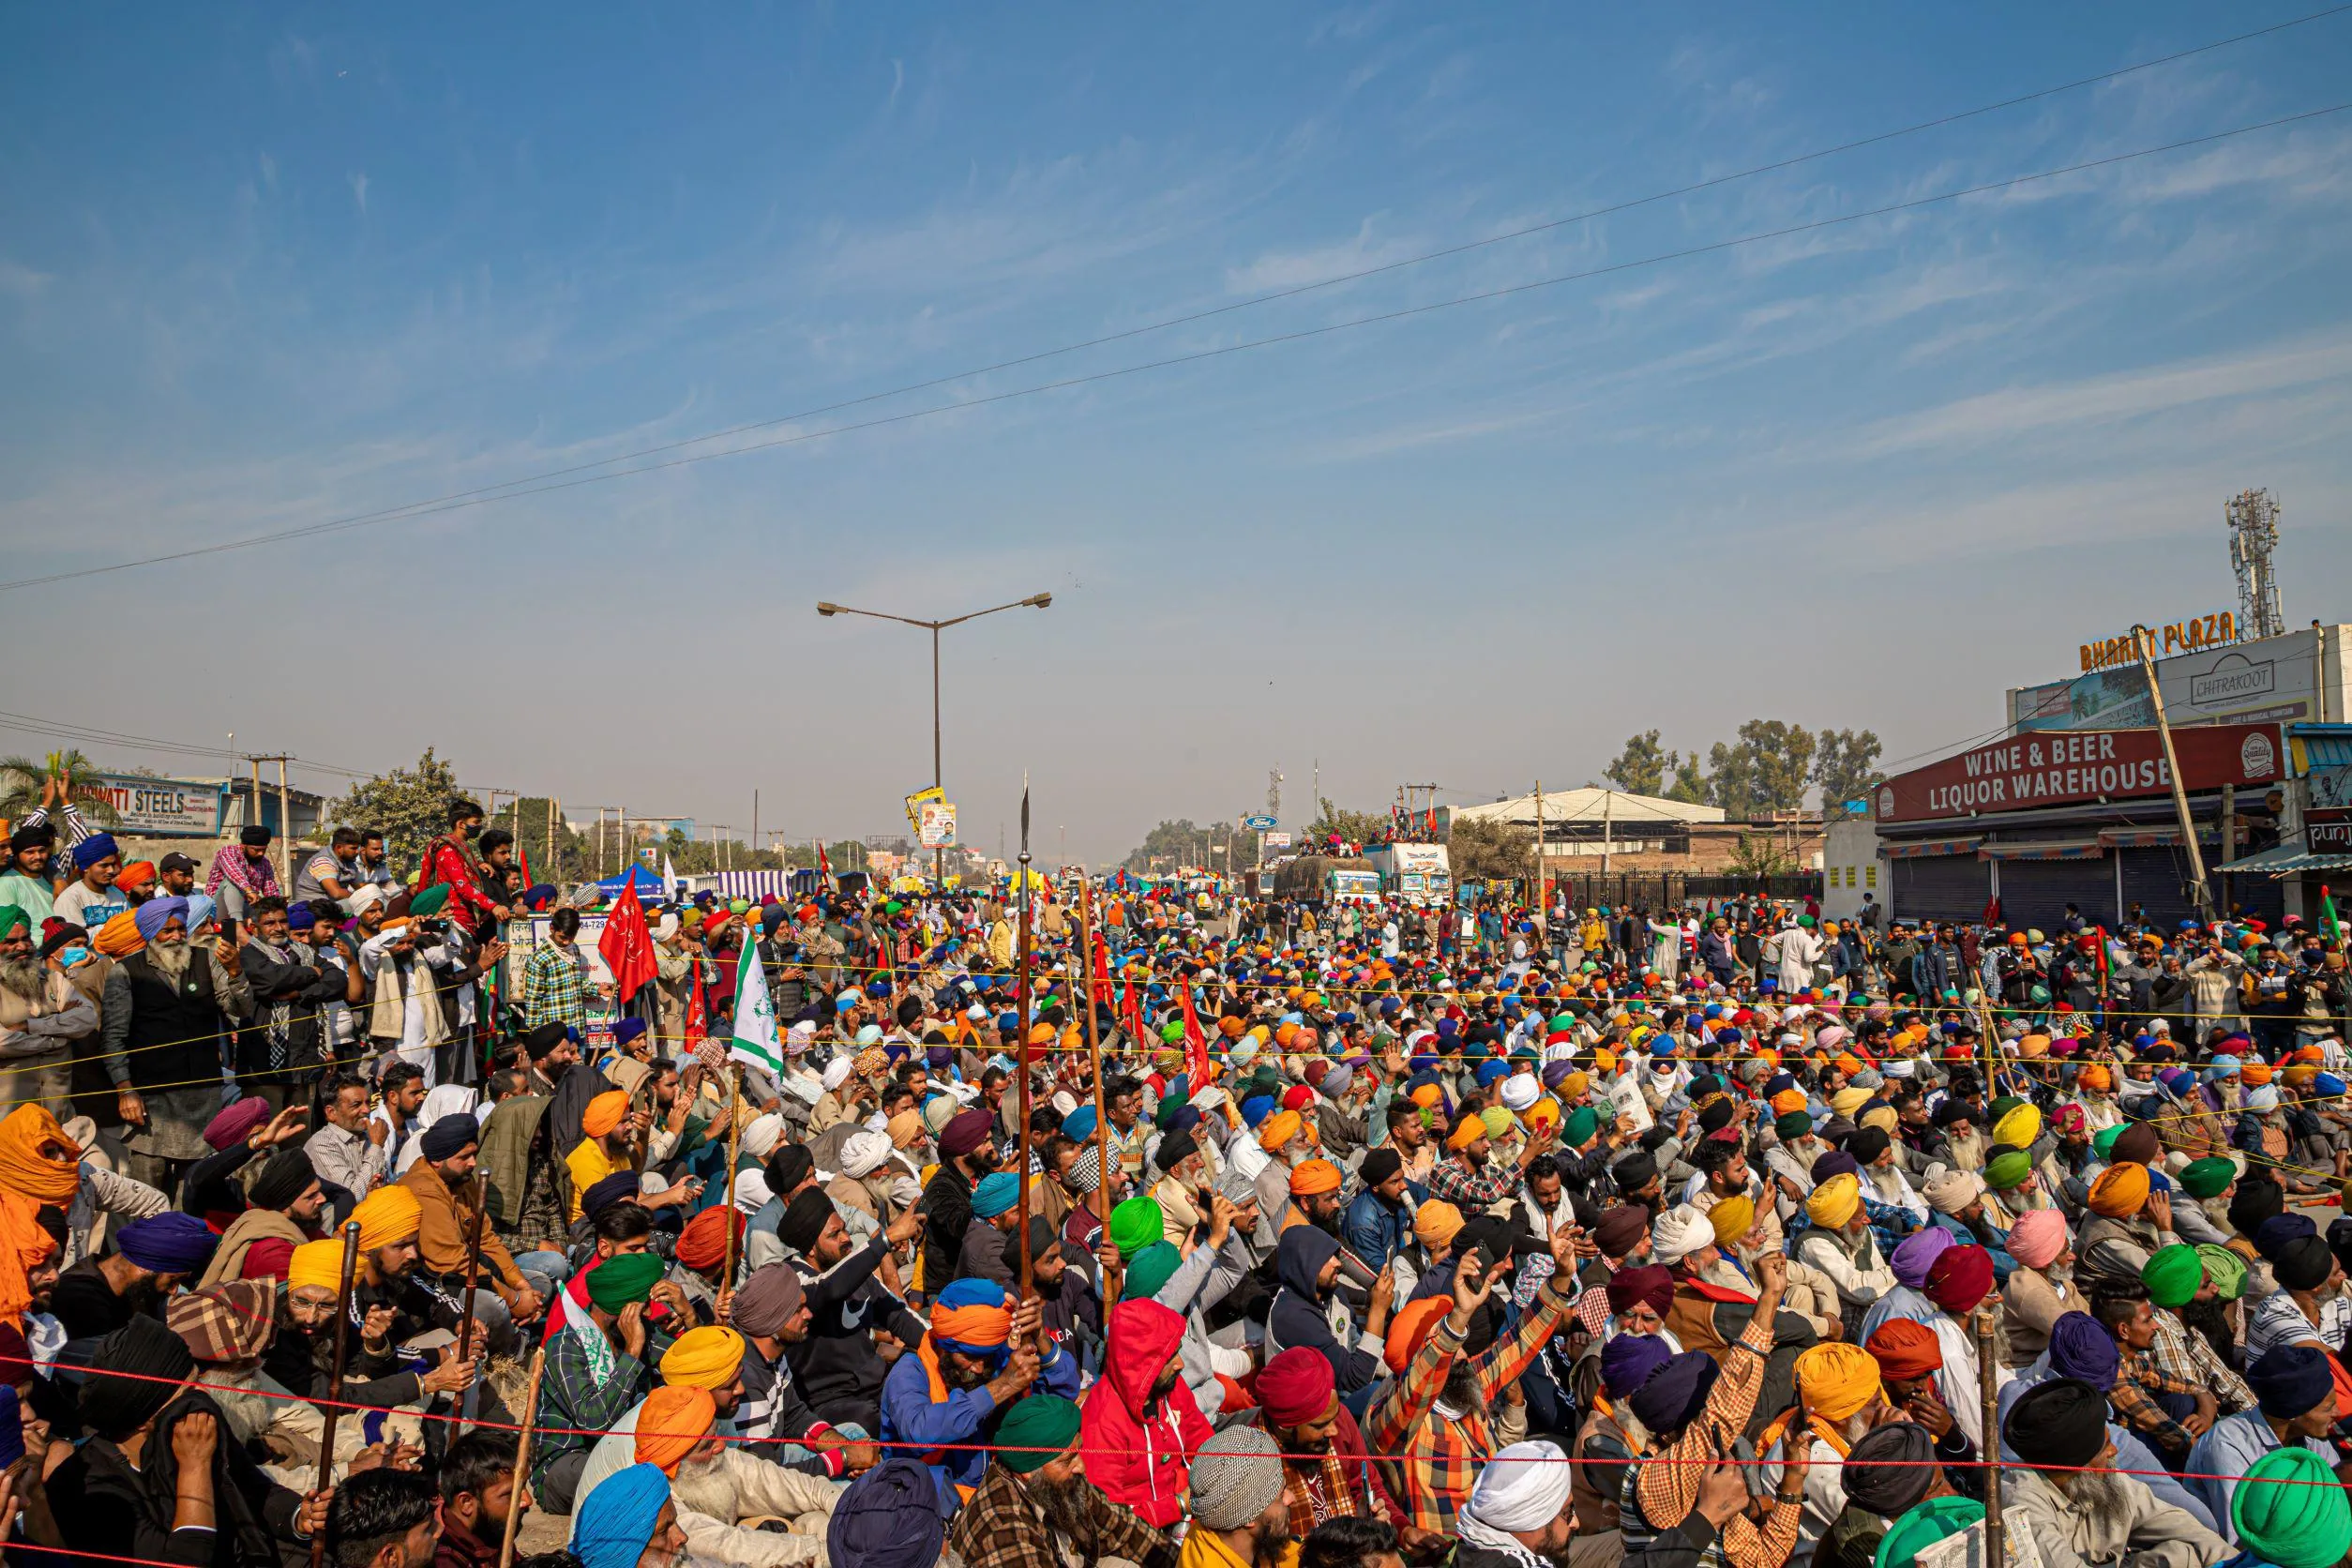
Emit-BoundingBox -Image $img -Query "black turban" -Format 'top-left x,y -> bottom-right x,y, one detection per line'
1611,1151 -> 1658,1193
1932,1099 -> 1976,1128
2003,1378 -> 2109,1469
1358,1148 -> 1402,1188
243,1147 -> 317,1211
2273,1235 -> 2335,1293
1003,1214 -> 1059,1271
766,1144 -> 815,1197
1629,1349 -> 1720,1436
417,1114 -> 481,1164
80,1317 -> 193,1441
238,825 -> 272,848
775,1186 -> 837,1255
2229,1175 -> 2286,1240
1154,1130 -> 1199,1174
520,1021 -> 570,1062
7,822 -> 53,852
580,1171 -> 641,1221
2247,1343 -> 2336,1420
1696,1099 -> 1736,1135
1846,1126 -> 1892,1167
1841,1421 -> 1936,1516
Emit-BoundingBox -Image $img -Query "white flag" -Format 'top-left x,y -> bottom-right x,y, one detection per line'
729,928 -> 783,1075
663,852 -> 680,904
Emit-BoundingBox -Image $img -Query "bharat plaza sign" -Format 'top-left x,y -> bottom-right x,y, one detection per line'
1877,724 -> 2281,824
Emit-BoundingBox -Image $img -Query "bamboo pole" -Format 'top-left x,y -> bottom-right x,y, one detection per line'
1015,842 -> 1035,1302
722,1065 -> 745,1283
1077,872 -> 1112,1216
1976,1308 -> 2003,1566
454,1195 -> 489,1367
497,1349 -> 548,1568
308,1218 -> 362,1568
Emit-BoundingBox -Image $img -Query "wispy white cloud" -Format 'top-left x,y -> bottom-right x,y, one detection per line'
1223,217 -> 1423,294
1851,329 -> 2352,456
0,260 -> 54,298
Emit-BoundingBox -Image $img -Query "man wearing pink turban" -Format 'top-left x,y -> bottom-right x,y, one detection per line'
1999,1209 -> 2074,1368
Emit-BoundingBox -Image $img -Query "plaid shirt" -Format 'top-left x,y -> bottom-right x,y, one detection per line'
1428,1150 -> 1516,1210
945,1459 -> 1177,1568
2149,1308 -> 2254,1414
531,1321 -> 655,1488
522,942 -> 596,1030
2112,1343 -> 2207,1455
1860,1190 -> 1922,1261
1365,1280 -> 1575,1535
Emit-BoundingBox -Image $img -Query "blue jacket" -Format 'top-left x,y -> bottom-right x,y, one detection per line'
879,1334 -> 1081,1498
1341,1188 -> 1415,1274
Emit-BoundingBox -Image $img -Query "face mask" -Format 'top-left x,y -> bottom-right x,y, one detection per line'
57,946 -> 90,968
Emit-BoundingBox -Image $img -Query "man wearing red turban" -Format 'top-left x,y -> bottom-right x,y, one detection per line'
1243,1346 -> 1411,1545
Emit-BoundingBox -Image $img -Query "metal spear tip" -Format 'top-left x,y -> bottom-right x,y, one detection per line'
1025,593 -> 1052,609
815,602 -> 842,616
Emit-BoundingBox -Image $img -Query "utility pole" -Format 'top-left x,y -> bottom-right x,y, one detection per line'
2134,626 -> 2216,920
244,755 -> 294,887
1535,780 -> 1546,919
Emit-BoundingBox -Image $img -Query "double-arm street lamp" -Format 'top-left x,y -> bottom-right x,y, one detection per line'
816,592 -> 1052,884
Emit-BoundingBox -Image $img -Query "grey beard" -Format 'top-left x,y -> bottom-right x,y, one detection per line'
148,941 -> 194,982
1443,1364 -> 1486,1416
0,956 -> 42,1002
2072,1466 -> 2132,1516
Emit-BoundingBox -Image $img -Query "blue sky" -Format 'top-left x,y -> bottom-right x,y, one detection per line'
3,4 -> 2349,863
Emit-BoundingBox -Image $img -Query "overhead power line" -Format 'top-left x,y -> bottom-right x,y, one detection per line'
5,96 -> 2347,595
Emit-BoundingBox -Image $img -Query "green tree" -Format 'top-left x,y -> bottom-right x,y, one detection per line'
0,749 -> 121,828
325,747 -> 462,873
1122,820 -> 1208,873
1813,729 -> 1886,811
1666,754 -> 1710,805
1708,720 -> 1817,819
1603,731 -> 1671,796
1726,832 -> 1796,877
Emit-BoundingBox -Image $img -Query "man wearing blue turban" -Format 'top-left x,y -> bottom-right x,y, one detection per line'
107,894 -> 254,1189
570,1463 -> 684,1568
53,830 -> 127,932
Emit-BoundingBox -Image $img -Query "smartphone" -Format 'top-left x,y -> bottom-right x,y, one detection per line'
219,915 -> 239,945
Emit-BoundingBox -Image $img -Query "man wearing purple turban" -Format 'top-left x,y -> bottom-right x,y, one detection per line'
1858,1226 -> 1955,1342
103,894 -> 254,1189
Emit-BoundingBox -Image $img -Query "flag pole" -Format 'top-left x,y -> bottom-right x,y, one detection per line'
722,1063 -> 744,1274
1077,868 -> 1112,1221
1015,779 -> 1035,1303
309,1219 -> 362,1568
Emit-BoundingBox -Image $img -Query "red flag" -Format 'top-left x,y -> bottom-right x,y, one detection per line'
1179,982 -> 1212,1086
817,840 -> 833,883
1121,977 -> 1146,1050
684,968 -> 708,1048
598,882 -> 658,1003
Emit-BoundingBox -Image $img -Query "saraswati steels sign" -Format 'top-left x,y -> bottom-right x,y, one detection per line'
1877,724 -> 2281,824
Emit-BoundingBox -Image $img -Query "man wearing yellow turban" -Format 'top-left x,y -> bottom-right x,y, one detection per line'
1781,1341 -> 1889,1460
1792,1173 -> 1897,1322
567,1089 -> 642,1222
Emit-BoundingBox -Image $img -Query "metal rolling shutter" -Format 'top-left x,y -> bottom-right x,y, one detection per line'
2117,847 -> 2201,930
1892,854 -> 1988,923
1998,855 -> 2116,931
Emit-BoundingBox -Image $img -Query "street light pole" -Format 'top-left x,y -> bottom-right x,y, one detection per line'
817,592 -> 1053,887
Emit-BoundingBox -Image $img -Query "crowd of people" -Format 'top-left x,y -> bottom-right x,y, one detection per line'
3,788 -> 2352,1568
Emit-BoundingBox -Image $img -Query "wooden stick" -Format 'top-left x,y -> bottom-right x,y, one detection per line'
455,1195 -> 489,1366
1077,872 -> 1111,1215
1015,851 -> 1035,1302
309,1218 -> 362,1568
721,1064 -> 745,1284
1976,1307 -> 2002,1566
497,1349 -> 548,1568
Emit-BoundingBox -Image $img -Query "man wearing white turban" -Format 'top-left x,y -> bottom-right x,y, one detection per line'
825,1129 -> 904,1244
1649,1204 -> 1716,1268
1457,1440 -> 1577,1566
1499,1076 -> 1541,1114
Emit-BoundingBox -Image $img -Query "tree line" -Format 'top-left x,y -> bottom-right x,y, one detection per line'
1601,721 -> 1884,817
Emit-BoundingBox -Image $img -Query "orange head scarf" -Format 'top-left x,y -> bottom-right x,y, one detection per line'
0,1106 -> 77,1326
636,1385 -> 716,1475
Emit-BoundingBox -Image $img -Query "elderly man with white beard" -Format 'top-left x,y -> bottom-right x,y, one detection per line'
2000,1378 -> 2226,1568
0,901 -> 98,1116
100,895 -> 254,1191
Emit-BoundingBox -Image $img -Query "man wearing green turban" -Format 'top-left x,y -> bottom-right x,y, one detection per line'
1983,1148 -> 2033,1193
2231,1445 -> 2352,1568
1109,1196 -> 1166,1259
2141,1244 -> 2205,1309
950,1392 -> 1172,1566
1562,1106 -> 1599,1149
538,1248 -> 670,1512
1120,1239 -> 1184,1302
2195,1243 -> 2249,1302
2179,1157 -> 2238,1202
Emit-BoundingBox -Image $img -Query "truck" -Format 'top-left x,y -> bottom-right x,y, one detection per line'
1272,853 -> 1381,907
1365,842 -> 1453,906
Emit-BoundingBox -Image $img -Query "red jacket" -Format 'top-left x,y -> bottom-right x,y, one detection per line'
1078,1297 -> 1212,1530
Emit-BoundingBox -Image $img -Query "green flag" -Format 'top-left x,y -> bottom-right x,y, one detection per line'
729,928 -> 782,1075
2323,885 -> 2344,947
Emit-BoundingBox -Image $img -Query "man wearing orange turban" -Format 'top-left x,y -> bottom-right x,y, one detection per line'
0,1105 -> 75,1327
567,1090 -> 641,1222
1865,1318 -> 1943,1384
636,1385 -> 717,1475
1284,1159 -> 1344,1234
2087,1161 -> 2150,1220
